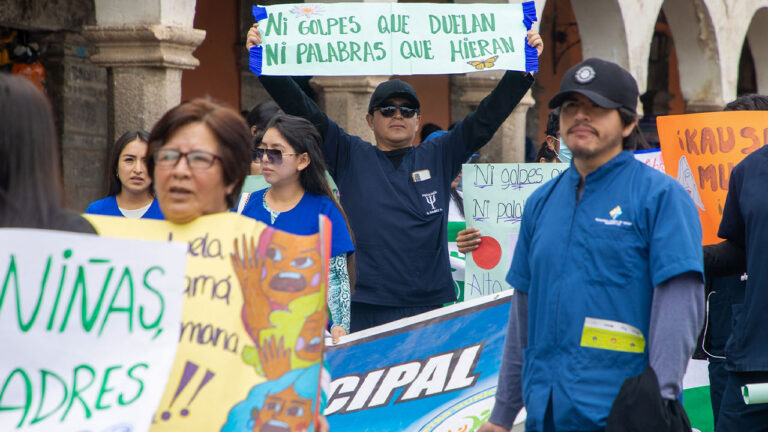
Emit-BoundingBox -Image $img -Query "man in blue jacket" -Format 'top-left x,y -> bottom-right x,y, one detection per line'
480,58 -> 704,431
247,24 -> 543,331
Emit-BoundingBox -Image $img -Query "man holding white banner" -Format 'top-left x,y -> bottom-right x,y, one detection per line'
481,58 -> 704,432
246,7 -> 543,332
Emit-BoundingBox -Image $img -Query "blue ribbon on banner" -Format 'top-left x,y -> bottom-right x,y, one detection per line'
249,6 -> 268,75
522,1 -> 539,73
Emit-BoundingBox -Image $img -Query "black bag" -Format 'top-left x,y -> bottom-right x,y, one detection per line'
606,365 -> 692,432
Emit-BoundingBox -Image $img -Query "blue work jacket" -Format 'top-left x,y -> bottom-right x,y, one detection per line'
508,151 -> 702,431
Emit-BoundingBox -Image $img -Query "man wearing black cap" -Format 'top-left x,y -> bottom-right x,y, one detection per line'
247,24 -> 543,331
479,58 -> 704,432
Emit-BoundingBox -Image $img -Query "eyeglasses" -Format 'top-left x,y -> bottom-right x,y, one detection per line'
154,148 -> 220,169
376,105 -> 419,118
253,147 -> 301,165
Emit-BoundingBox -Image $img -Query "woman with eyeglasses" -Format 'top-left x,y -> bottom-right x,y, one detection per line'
0,73 -> 95,233
146,98 -> 250,224
241,114 -> 355,344
86,130 -> 164,219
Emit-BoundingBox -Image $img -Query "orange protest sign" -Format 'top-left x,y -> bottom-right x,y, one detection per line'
657,111 -> 768,245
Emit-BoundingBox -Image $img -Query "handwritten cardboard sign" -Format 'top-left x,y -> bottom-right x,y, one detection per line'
462,163 -> 568,300
0,229 -> 185,432
634,148 -> 665,173
85,213 -> 330,432
249,2 -> 538,76
657,111 -> 768,244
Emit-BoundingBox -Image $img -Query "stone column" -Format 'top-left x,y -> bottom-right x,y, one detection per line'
310,76 -> 390,143
83,0 -> 205,142
452,71 -> 534,163
40,32 -> 108,211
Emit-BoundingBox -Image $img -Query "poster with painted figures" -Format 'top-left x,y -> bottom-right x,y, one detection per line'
657,111 -> 768,244
0,229 -> 186,432
461,163 -> 568,300
249,2 -> 538,76
85,213 -> 330,432
325,291 -> 522,432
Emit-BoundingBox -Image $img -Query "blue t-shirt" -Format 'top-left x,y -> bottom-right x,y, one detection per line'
241,189 -> 354,258
718,145 -> 768,371
506,151 -> 702,430
85,195 -> 164,220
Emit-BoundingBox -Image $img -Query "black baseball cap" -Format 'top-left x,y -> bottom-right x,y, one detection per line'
548,58 -> 638,112
368,79 -> 420,114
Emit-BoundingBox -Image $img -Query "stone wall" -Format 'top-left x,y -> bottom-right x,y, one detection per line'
2,0 -> 107,211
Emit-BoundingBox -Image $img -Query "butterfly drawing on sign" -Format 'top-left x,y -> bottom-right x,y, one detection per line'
467,55 -> 499,70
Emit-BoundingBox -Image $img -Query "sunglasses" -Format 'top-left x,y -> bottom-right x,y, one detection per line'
252,147 -> 301,165
376,104 -> 419,118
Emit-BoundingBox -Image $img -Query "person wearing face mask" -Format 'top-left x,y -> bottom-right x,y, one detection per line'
247,23 -> 544,331
86,130 -> 164,219
543,110 -> 571,164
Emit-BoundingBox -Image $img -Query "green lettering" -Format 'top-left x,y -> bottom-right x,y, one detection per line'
30,370 -> 68,425
140,266 -> 165,338
349,41 -> 362,61
429,15 -> 440,34
0,368 -> 32,427
264,11 -> 285,36
265,43 -> 279,66
477,39 -> 491,57
95,365 -> 122,410
60,364 -> 96,422
482,13 -> 496,32
327,42 -> 340,63
450,39 -> 462,62
119,363 -> 148,406
0,255 -> 49,331
98,267 -> 135,336
374,42 -> 386,60
60,265 -> 113,333
500,36 -> 515,53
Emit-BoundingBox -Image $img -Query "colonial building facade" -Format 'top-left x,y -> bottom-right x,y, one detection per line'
1,0 -> 765,210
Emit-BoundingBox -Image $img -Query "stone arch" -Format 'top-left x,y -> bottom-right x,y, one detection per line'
659,0 -> 722,111
569,0 -> 629,67
745,7 -> 768,94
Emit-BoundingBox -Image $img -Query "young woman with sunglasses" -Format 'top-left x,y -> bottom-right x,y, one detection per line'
241,114 -> 355,344
86,130 -> 164,219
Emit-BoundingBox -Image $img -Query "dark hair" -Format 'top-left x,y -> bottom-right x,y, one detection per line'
105,130 -> 150,196
536,142 -> 559,162
263,114 -> 356,286
545,111 -> 559,137
724,94 -> 768,111
616,107 -> 650,151
246,101 -> 282,133
0,74 -> 65,228
420,123 -> 442,143
147,98 -> 251,209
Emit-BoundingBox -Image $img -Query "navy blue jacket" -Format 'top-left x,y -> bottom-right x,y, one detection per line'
259,72 -> 534,306
719,145 -> 768,371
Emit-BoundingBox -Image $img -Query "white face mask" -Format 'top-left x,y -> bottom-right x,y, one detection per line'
556,138 -> 573,164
